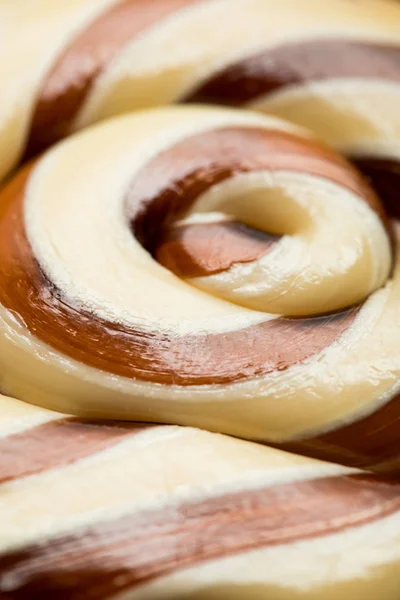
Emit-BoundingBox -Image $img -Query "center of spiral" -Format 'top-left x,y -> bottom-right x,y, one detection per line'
156,218 -> 280,278
126,126 -> 391,316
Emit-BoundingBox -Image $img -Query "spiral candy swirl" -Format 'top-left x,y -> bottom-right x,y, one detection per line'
0,105 -> 399,473
3,2 -> 400,597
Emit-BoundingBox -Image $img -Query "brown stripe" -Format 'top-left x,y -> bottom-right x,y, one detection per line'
0,128 -> 370,386
0,419 -> 150,485
156,220 -> 280,278
127,127 -> 388,251
275,390 -> 400,474
1,474 -> 399,599
351,156 -> 400,220
26,0 -> 203,156
184,39 -> 400,106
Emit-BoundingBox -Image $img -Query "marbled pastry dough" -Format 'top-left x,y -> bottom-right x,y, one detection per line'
1,393 -> 400,600
2,0 -> 400,190
0,106 -> 399,473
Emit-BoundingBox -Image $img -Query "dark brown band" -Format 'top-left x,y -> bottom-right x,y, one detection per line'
0,128 -> 372,386
26,0 -> 202,155
351,156 -> 400,220
1,473 -> 399,599
184,39 -> 400,106
276,389 -> 400,474
0,419 -> 150,485
156,220 -> 279,278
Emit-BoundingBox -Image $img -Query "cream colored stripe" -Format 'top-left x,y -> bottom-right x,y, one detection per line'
0,395 -> 63,439
184,171 -> 389,315
0,0 -> 118,181
75,0 -> 400,127
251,80 -> 400,154
0,424 -> 352,553
0,5 -> 18,43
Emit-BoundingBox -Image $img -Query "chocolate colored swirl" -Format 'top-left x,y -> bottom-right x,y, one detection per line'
0,105 -> 398,475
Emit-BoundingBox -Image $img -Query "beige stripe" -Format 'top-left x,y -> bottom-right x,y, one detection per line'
0,395 -> 62,440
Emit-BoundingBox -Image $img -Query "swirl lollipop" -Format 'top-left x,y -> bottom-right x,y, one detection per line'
0,106 -> 398,473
